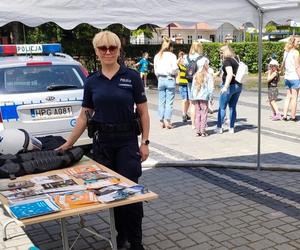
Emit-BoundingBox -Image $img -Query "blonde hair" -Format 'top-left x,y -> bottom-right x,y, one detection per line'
284,35 -> 300,52
92,31 -> 121,49
189,41 -> 203,55
158,37 -> 172,58
194,66 -> 208,94
220,45 -> 236,59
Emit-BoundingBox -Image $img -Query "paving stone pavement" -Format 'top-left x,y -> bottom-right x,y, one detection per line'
1,88 -> 300,250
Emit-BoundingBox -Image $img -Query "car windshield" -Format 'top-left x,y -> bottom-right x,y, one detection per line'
0,65 -> 86,94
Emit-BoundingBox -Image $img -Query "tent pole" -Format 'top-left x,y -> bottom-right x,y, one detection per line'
257,8 -> 263,171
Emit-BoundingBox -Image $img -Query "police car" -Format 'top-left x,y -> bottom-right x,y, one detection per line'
0,44 -> 91,146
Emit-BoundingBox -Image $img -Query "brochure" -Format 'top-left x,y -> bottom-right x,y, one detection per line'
124,185 -> 149,195
31,174 -> 70,185
73,170 -> 113,183
0,180 -> 35,191
93,184 -> 126,196
41,179 -> 77,189
66,165 -> 100,175
97,190 -> 129,203
96,184 -> 148,203
9,198 -> 60,219
1,187 -> 44,200
86,177 -> 121,190
53,191 -> 98,210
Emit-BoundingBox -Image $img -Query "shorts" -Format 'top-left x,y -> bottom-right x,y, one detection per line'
284,79 -> 300,89
140,72 -> 148,77
268,87 -> 278,101
179,85 -> 191,100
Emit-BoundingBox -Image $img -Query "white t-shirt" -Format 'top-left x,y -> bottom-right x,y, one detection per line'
284,49 -> 299,80
154,51 -> 178,76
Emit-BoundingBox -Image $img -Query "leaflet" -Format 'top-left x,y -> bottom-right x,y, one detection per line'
9,198 -> 60,220
53,191 -> 98,210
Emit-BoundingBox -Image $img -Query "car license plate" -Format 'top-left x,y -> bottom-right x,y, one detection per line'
31,106 -> 73,119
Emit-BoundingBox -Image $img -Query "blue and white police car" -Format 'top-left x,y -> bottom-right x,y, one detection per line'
0,44 -> 91,146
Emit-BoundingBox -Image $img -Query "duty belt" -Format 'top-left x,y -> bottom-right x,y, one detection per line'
97,122 -> 134,133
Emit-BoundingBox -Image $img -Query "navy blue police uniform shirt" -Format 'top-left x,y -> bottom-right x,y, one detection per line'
82,65 -> 147,123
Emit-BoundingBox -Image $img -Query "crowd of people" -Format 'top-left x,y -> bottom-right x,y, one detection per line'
133,35 -> 300,136
152,38 -> 245,136
59,31 -> 299,250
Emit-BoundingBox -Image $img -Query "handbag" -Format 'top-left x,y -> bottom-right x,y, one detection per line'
280,52 -> 289,76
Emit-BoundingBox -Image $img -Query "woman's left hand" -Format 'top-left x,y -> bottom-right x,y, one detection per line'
140,144 -> 149,162
221,86 -> 228,94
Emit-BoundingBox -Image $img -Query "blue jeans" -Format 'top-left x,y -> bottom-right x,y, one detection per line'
217,82 -> 242,128
158,76 -> 176,121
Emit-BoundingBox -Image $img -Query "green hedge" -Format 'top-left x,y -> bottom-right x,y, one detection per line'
124,42 -> 291,73
71,42 -> 295,73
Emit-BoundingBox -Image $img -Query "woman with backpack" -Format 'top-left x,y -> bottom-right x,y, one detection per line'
183,41 -> 204,129
154,37 -> 178,129
216,45 -> 242,134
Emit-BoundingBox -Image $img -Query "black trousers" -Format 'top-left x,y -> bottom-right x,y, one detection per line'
92,134 -> 143,244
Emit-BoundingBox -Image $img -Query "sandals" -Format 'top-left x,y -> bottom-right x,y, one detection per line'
196,132 -> 208,137
165,123 -> 174,129
160,121 -> 174,129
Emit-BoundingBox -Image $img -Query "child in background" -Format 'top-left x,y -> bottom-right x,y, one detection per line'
135,52 -> 152,89
267,59 -> 281,120
191,57 -> 214,136
177,51 -> 191,122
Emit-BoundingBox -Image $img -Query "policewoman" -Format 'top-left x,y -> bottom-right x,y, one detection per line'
58,31 -> 150,250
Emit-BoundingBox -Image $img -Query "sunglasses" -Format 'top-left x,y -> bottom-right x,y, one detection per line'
97,45 -> 118,54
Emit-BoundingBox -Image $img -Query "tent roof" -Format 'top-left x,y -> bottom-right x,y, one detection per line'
0,0 -> 300,30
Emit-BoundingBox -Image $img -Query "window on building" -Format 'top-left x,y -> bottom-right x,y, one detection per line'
197,35 -> 202,39
188,35 -> 192,44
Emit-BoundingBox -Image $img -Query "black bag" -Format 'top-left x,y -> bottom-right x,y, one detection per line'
185,55 -> 202,81
0,147 -> 84,179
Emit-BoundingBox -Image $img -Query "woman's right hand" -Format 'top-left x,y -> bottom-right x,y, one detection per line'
56,142 -> 73,152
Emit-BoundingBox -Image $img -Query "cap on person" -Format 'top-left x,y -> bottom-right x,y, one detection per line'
269,59 -> 279,66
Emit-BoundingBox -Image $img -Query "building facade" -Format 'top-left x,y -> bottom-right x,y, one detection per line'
130,22 -> 245,44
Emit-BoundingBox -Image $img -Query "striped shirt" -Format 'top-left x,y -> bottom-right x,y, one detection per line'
178,64 -> 188,85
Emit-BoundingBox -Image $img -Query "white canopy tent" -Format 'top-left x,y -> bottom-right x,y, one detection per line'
1,0 -> 300,168
0,0 -> 300,30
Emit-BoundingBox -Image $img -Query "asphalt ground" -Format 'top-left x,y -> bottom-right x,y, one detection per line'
1,87 -> 300,250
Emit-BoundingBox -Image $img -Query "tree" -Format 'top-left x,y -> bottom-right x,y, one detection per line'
131,24 -> 156,39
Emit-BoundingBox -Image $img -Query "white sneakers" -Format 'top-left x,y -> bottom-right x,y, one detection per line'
214,127 -> 223,134
214,127 -> 234,134
229,128 -> 235,133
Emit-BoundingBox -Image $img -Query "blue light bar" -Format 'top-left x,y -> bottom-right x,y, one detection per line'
42,44 -> 62,54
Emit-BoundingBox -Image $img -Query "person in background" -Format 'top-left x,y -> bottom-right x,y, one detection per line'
183,41 -> 204,129
191,57 -> 214,136
176,51 -> 191,122
216,45 -> 242,134
282,35 -> 300,121
154,37 -> 178,129
58,31 -> 150,250
267,59 -> 281,121
135,52 -> 152,89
